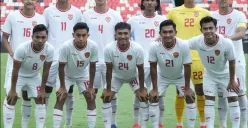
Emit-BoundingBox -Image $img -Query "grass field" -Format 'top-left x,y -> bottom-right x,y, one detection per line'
1,53 -> 248,128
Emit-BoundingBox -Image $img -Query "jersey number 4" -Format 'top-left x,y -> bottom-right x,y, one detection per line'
98,25 -> 103,33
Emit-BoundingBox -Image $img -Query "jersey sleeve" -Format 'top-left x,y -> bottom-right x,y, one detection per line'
40,15 -> 47,27
238,11 -> 247,27
181,42 -> 192,64
166,10 -> 173,20
76,9 -> 82,23
59,44 -> 68,63
104,45 -> 112,63
13,45 -> 25,62
43,9 -> 50,28
90,43 -> 98,63
46,45 -> 54,62
148,43 -> 158,62
188,37 -> 198,50
136,46 -> 144,65
225,39 -> 236,61
2,13 -> 13,35
116,13 -> 123,22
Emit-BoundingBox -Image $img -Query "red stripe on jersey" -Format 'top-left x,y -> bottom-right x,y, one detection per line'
219,9 -> 234,15
56,3 -> 71,12
162,38 -> 176,50
117,42 -> 130,52
93,7 -> 109,14
19,9 -> 35,18
73,41 -> 87,51
204,35 -> 219,47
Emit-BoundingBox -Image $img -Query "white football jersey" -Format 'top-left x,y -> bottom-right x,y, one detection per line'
104,41 -> 144,80
59,39 -> 98,79
149,38 -> 192,79
14,41 -> 54,77
43,4 -> 82,60
211,9 -> 247,66
2,10 -> 46,52
81,8 -> 123,64
127,14 -> 165,67
189,35 -> 236,77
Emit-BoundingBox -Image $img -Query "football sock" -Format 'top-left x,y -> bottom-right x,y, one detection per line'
3,98 -> 15,128
65,93 -> 74,126
140,102 -> 149,128
218,97 -> 228,128
175,94 -> 185,124
45,93 -> 51,109
133,96 -> 140,124
197,95 -> 206,125
102,103 -> 112,128
205,100 -> 215,128
239,94 -> 248,128
53,109 -> 63,128
186,103 -> 196,128
111,94 -> 118,125
229,101 -> 240,128
149,102 -> 159,128
35,104 -> 46,128
21,100 -> 32,128
159,97 -> 165,125
87,109 -> 97,128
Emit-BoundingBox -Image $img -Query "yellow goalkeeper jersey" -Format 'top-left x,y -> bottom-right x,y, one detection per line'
167,5 -> 210,60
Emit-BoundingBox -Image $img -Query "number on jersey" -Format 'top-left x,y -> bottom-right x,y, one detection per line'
61,22 -> 67,31
32,63 -> 38,70
145,29 -> 155,38
165,59 -> 174,67
207,56 -> 215,64
23,28 -> 31,37
193,71 -> 203,80
98,25 -> 103,33
77,61 -> 84,67
119,63 -> 129,70
184,18 -> 194,27
218,26 -> 225,35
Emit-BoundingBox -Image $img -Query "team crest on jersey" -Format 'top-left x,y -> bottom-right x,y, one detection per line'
227,18 -> 232,24
105,17 -> 111,23
194,11 -> 199,17
68,14 -> 73,20
85,52 -> 90,58
32,21 -> 37,27
154,21 -> 159,27
215,50 -> 220,56
127,55 -> 132,61
40,55 -> 46,61
173,52 -> 179,58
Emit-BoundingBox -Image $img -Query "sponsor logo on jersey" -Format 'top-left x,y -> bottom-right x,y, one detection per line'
127,55 -> 132,61
227,18 -> 232,24
215,50 -> 220,56
173,52 -> 179,58
32,21 -> 37,27
68,14 -> 73,20
106,17 -> 111,23
194,11 -> 199,17
154,21 -> 159,27
40,55 -> 46,61
85,52 -> 90,58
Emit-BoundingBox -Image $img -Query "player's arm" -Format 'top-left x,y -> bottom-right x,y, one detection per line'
58,62 -> 66,88
184,64 -> 191,89
228,23 -> 247,41
106,62 -> 113,90
150,62 -> 158,91
2,33 -> 14,57
89,44 -> 98,89
137,64 -> 145,89
2,13 -> 14,57
10,60 -> 22,92
41,47 -> 54,90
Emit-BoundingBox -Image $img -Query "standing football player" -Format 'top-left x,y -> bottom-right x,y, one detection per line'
81,0 -> 123,127
127,0 -> 165,127
189,16 -> 240,128
43,0 -> 81,127
167,0 -> 210,127
2,0 -> 46,127
101,22 -> 148,128
3,24 -> 54,128
211,0 -> 248,127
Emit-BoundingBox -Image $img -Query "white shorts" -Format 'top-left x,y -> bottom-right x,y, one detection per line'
104,76 -> 140,93
6,75 -> 41,98
154,74 -> 194,97
46,60 -> 59,87
236,65 -> 246,94
203,74 -> 238,97
144,67 -> 152,88
56,76 -> 89,94
93,64 -> 106,89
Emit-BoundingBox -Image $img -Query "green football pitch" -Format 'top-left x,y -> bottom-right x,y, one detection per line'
1,53 -> 248,128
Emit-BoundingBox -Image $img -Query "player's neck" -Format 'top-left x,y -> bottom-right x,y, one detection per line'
143,11 -> 155,17
21,8 -> 35,17
184,3 -> 195,8
163,40 -> 175,49
74,41 -> 86,50
32,43 -> 43,53
219,7 -> 232,15
94,5 -> 108,13
117,42 -> 130,51
56,2 -> 70,11
205,35 -> 218,45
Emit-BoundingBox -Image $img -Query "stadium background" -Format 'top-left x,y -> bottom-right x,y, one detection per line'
0,0 -> 247,127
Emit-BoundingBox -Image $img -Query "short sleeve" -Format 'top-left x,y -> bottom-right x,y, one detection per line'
225,40 -> 236,61
136,46 -> 144,65
188,37 -> 198,50
2,13 -> 13,35
90,43 -> 98,63
148,43 -> 158,62
181,42 -> 192,64
167,10 -> 173,20
13,45 -> 25,62
58,44 -> 68,63
46,45 -> 54,62
238,11 -> 247,27
104,45 -> 112,63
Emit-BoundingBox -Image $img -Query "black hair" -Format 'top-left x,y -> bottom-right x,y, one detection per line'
159,20 -> 177,32
32,24 -> 48,34
115,22 -> 131,32
73,22 -> 89,32
200,16 -> 217,28
140,0 -> 161,11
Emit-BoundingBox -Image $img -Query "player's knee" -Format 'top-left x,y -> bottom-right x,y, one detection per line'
95,88 -> 98,94
194,84 -> 204,96
227,96 -> 238,103
68,85 -> 74,93
45,86 -> 53,93
185,96 -> 195,104
7,97 -> 18,105
22,91 -> 31,101
205,95 -> 215,101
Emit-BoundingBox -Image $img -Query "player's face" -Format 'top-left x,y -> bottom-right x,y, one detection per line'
95,0 -> 107,5
115,29 -> 131,45
73,29 -> 89,45
32,31 -> 48,49
201,22 -> 217,40
159,25 -> 176,43
142,0 -> 157,11
184,0 -> 195,4
22,0 -> 36,9
216,0 -> 229,8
